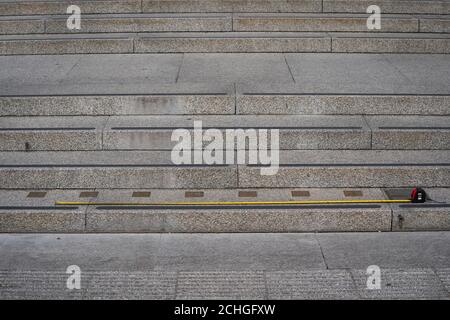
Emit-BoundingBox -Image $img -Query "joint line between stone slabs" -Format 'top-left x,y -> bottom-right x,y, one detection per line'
314,233 -> 329,270
284,54 -> 296,84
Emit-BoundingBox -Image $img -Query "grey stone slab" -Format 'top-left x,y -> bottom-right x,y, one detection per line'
155,233 -> 325,271
391,189 -> 450,231
284,53 -> 425,94
46,13 -> 232,33
383,54 -> 450,92
0,234 -> 162,271
178,53 -> 294,84
393,205 -> 450,231
176,271 -> 266,299
435,268 -> 450,293
0,54 -> 82,85
0,53 -> 182,87
266,270 -> 358,299
331,32 -> 450,53
135,32 -> 331,53
323,0 -> 450,14
0,33 -> 134,55
0,207 -> 85,233
142,0 -> 322,13
0,270 -> 177,300
82,271 -> 176,299
234,13 -> 419,32
0,17 -> 45,35
0,271 -> 83,300
420,17 -> 450,33
351,268 -> 447,299
317,231 -> 450,268
87,201 -> 392,232
162,207 -> 392,232
0,0 -> 142,16
239,150 -> 450,188
237,94 -> 450,115
0,94 -> 235,116
367,116 -> 450,150
56,54 -> 183,85
103,115 -> 370,150
0,116 -> 108,151
0,151 -> 238,189
0,166 -> 237,189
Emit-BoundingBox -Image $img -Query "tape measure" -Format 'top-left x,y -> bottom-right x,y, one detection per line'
55,187 -> 429,207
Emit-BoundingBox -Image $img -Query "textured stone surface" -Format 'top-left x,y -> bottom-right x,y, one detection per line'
317,230 -> 450,268
323,0 -> 450,14
0,0 -> 142,16
234,13 -> 418,32
420,17 -> 450,33
0,208 -> 85,233
176,271 -> 266,299
0,17 -> 45,35
392,205 -> 450,231
351,268 -> 447,299
0,95 -> 235,116
0,116 -> 107,151
267,270 -> 358,299
332,33 -> 450,53
135,32 -> 331,53
45,13 -> 232,33
237,94 -> 450,115
0,34 -> 134,55
142,0 -> 322,13
85,204 -> 392,232
367,116 -> 450,150
103,115 -> 370,150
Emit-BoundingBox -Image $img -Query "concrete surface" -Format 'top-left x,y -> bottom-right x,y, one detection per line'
0,232 -> 449,299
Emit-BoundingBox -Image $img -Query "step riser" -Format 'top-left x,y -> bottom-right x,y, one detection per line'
0,167 -> 237,189
0,96 -> 235,116
134,37 -> 331,53
333,37 -> 450,54
3,207 -> 449,233
234,17 -> 419,33
238,95 -> 450,116
1,1 -> 448,15
1,166 -> 449,189
3,130 -> 450,151
1,95 -> 448,116
0,207 -> 392,233
239,167 -> 450,188
323,0 -> 450,15
0,1 -> 142,16
0,38 -> 134,55
45,17 -> 232,34
1,36 -> 448,55
6,16 -> 446,35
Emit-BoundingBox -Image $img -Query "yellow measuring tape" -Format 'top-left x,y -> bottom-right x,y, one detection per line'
55,199 -> 412,206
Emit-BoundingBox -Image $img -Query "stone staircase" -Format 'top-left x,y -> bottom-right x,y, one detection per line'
0,0 -> 449,233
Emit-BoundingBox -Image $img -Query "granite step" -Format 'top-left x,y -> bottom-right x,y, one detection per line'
1,93 -> 449,116
0,150 -> 450,189
5,13 -> 449,35
0,0 -> 143,16
1,1 -> 448,16
0,187 -> 405,233
1,32 -> 448,55
0,115 -> 370,151
0,187 -> 448,232
2,115 -> 449,151
367,115 -> 450,150
0,14 -> 233,35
